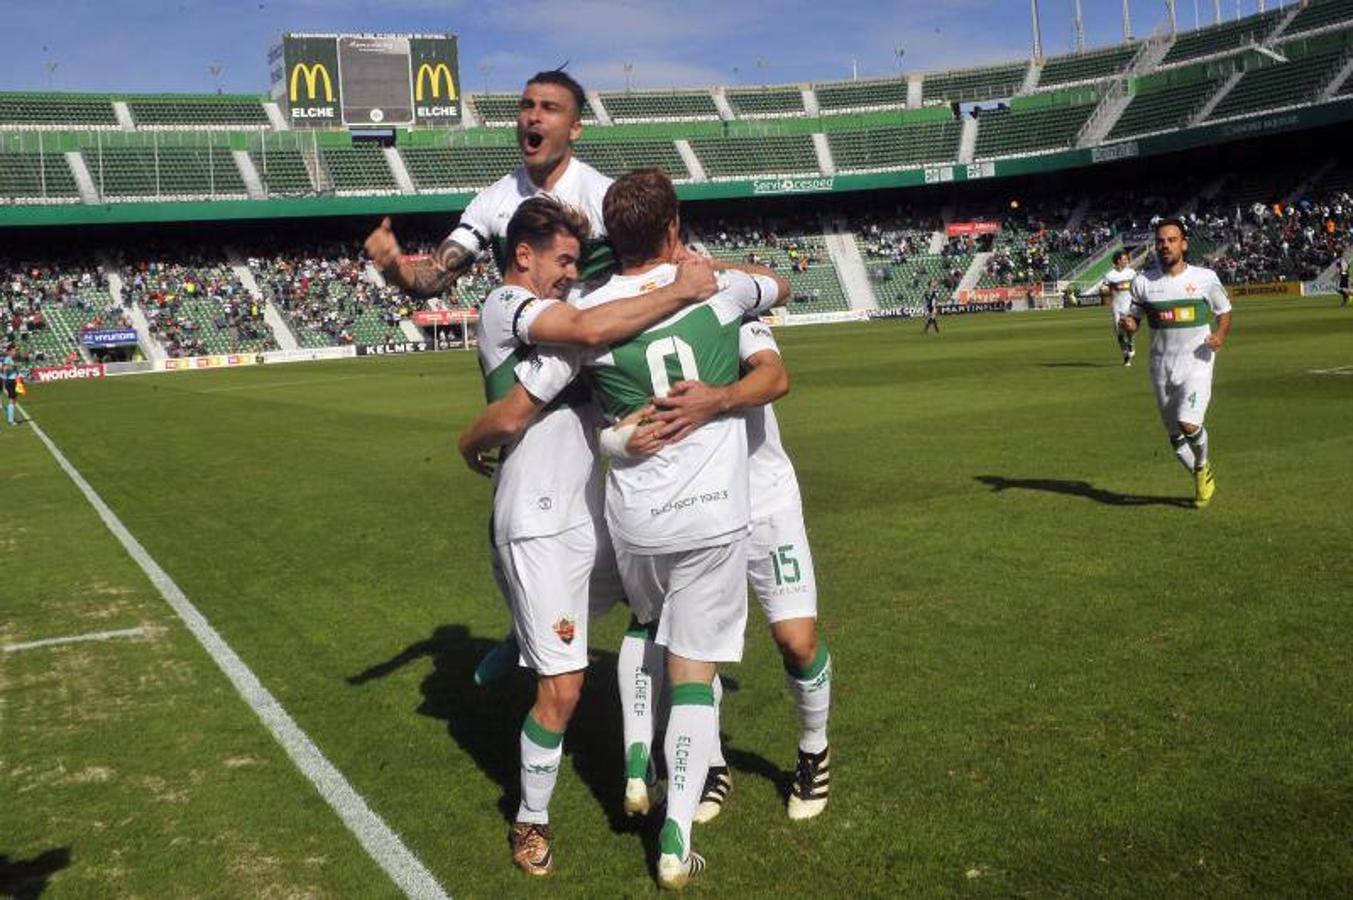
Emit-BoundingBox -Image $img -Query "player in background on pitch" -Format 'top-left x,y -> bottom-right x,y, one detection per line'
455,196 -> 715,876
1119,218 -> 1232,508
923,284 -> 940,334
1,352 -> 20,426
601,318 -> 834,825
1337,257 -> 1350,308
366,69 -> 707,819
1102,249 -> 1137,365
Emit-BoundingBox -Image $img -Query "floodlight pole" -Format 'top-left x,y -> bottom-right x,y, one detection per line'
1030,0 -> 1044,60
1166,0 -> 1178,34
1123,0 -> 1133,41
1073,0 -> 1086,53
1213,0 -> 1222,24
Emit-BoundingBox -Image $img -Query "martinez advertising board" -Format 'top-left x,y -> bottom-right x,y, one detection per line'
279,33 -> 461,128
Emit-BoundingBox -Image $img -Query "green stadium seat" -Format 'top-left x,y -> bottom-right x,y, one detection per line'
1282,0 -> 1353,37
472,93 -> 599,125
973,102 -> 1097,158
688,135 -> 818,179
250,148 -> 314,195
0,94 -> 117,128
0,152 -> 78,202
726,87 -> 805,117
1039,45 -> 1137,87
1161,10 -> 1283,65
320,146 -> 396,194
401,145 -> 519,191
827,121 -> 963,171
813,79 -> 909,113
922,63 -> 1027,102
87,146 -> 245,199
599,91 -> 720,122
1207,47 -> 1347,121
703,227 -> 848,314
574,140 -> 689,180
125,97 -> 270,128
1106,76 -> 1224,139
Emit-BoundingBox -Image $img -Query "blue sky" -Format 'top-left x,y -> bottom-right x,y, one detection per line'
1,0 -> 1290,94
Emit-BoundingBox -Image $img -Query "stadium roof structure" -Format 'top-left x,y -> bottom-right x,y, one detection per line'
3,0 -> 1353,226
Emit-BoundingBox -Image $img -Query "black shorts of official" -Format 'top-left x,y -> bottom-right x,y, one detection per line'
2,381 -> 15,401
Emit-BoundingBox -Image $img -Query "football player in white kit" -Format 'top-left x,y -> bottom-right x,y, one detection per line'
1102,249 -> 1137,365
455,196 -> 715,876
1120,218 -> 1232,508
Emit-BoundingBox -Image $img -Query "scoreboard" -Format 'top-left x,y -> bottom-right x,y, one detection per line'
271,33 -> 461,128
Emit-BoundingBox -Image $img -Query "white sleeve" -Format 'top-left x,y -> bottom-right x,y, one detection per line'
738,320 -> 780,362
1128,275 -> 1148,318
513,296 -> 562,346
514,346 -> 581,405
1207,276 -> 1232,316
717,269 -> 782,316
447,190 -> 492,255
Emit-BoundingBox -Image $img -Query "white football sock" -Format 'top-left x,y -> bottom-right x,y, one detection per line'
661,682 -> 716,860
517,714 -> 562,825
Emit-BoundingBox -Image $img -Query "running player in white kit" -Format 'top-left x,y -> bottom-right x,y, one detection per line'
1101,249 -> 1136,365
456,197 -> 714,876
1120,218 -> 1232,508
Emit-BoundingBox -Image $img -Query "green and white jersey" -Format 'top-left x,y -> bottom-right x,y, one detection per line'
738,320 -> 801,520
476,284 -> 598,545
447,157 -> 616,287
1102,265 -> 1136,317
1129,264 -> 1231,360
523,264 -> 781,554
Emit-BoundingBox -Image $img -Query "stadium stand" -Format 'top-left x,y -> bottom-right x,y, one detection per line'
1284,0 -> 1353,37
400,144 -> 519,191
973,100 -> 1098,158
320,145 -> 397,194
922,63 -> 1027,102
125,96 -> 270,129
249,148 -> 315,195
598,90 -> 720,122
575,139 -> 690,180
1160,10 -> 1283,65
855,214 -> 971,309
1038,44 -> 1137,87
699,219 -> 848,314
827,120 -> 963,172
0,93 -> 118,128
725,87 -> 805,117
1207,46 -> 1348,120
2,257 -> 119,364
813,78 -> 909,113
86,145 -> 246,199
688,134 -> 819,179
1106,75 -> 1224,139
119,251 -> 276,356
248,241 -> 414,347
0,150 -> 78,202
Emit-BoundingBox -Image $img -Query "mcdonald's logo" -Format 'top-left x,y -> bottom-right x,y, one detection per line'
290,62 -> 334,103
415,63 -> 457,102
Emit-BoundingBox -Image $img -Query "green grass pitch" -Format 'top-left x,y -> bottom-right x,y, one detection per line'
3,298 -> 1351,896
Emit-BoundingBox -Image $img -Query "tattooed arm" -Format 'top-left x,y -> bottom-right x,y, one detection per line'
364,217 -> 476,299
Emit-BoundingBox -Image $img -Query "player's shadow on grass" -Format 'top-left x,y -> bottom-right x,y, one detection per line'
346,624 -> 661,857
0,847 -> 71,899
976,475 -> 1195,508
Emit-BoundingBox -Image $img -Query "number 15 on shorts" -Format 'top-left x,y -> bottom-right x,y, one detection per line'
769,544 -> 801,586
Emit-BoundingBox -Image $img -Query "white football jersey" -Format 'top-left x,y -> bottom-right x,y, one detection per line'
1103,266 -> 1136,316
476,284 -> 598,545
1129,264 -> 1231,359
738,320 -> 801,520
448,157 -> 614,285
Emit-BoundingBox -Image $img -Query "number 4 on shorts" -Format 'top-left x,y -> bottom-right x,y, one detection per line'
769,544 -> 801,586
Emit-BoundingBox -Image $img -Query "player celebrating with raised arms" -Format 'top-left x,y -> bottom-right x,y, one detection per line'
1120,218 -> 1232,507
454,196 -> 714,877
1102,249 -> 1137,365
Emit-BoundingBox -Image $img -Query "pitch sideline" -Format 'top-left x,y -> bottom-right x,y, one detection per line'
24,411 -> 451,900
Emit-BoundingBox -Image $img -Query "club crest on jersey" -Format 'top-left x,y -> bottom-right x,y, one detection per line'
553,616 -> 576,644
1184,282 -> 1198,294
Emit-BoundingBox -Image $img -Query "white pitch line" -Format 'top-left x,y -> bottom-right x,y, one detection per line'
1308,365 -> 1353,375
3,626 -> 148,653
25,415 -> 449,900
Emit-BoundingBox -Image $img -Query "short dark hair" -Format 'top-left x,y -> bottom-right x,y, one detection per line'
1155,216 -> 1189,238
525,69 -> 586,119
603,168 -> 680,268
1113,249 -> 1131,264
504,196 -> 590,271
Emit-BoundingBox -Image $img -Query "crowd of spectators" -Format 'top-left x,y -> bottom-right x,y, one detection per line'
2,258 -> 119,365
119,250 -> 274,357
1194,193 -> 1351,283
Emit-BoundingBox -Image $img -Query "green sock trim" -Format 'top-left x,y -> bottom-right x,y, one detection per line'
1169,434 -> 1187,449
659,819 -> 685,857
522,713 -> 563,750
624,614 -> 656,639
788,641 -> 830,681
625,742 -> 650,779
1184,429 -> 1206,445
670,682 -> 715,707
